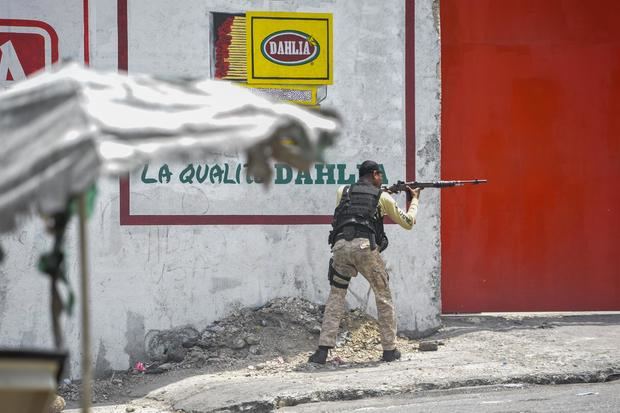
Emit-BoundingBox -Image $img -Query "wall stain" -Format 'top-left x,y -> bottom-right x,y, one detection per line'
417,133 -> 440,178
432,0 -> 441,34
124,312 -> 147,368
94,340 -> 112,378
210,277 -> 242,294
0,273 -> 7,331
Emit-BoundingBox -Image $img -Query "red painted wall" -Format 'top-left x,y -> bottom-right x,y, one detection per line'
441,0 -> 620,312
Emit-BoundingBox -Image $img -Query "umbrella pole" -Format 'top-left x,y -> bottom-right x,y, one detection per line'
77,193 -> 92,412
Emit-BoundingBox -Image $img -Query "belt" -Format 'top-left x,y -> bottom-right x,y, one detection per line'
334,228 -> 374,243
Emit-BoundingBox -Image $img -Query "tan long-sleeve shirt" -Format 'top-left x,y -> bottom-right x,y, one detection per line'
336,185 -> 418,230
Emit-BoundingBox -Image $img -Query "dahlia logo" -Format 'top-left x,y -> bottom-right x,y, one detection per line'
261,30 -> 320,66
0,19 -> 58,86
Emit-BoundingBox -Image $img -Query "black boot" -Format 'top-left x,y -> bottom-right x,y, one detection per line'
381,348 -> 401,362
308,346 -> 330,364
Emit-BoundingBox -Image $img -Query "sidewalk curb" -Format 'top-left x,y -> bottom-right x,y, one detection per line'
170,366 -> 620,412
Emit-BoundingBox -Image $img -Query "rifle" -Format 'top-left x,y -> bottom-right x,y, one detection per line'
382,179 -> 487,194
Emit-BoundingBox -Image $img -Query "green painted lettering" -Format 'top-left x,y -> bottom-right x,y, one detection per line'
142,161 -> 378,186
337,164 -> 356,184
223,164 -> 236,184
141,164 -> 157,184
196,164 -> 209,183
244,164 -> 253,183
295,169 -> 313,184
274,164 -> 293,184
377,164 -> 389,184
158,164 -> 172,183
210,164 -> 224,184
179,164 -> 195,184
314,163 -> 336,184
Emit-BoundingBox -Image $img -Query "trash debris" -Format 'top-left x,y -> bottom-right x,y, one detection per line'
133,362 -> 145,373
418,341 -> 439,352
144,363 -> 171,375
331,356 -> 346,366
576,392 -> 599,396
502,383 -> 525,388
145,326 -> 199,363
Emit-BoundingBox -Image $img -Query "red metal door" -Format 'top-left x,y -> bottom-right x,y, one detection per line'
441,0 -> 620,312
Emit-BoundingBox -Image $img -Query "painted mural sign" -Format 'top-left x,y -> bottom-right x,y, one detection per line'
247,11 -> 332,84
127,10 -> 341,218
130,160 -> 391,217
260,30 -> 320,66
140,163 -> 388,186
0,19 -> 58,86
123,5 -> 407,221
213,11 -> 332,106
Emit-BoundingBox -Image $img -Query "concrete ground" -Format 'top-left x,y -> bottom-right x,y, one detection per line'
66,313 -> 620,413
280,381 -> 620,412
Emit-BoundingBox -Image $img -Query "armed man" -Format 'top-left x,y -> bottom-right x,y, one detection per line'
309,160 -> 421,364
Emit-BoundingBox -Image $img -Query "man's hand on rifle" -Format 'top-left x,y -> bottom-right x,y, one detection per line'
408,187 -> 421,199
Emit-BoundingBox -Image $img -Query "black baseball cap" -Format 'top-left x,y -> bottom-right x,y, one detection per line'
358,160 -> 381,177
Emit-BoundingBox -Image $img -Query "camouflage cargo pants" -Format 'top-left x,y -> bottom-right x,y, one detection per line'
318,238 -> 397,351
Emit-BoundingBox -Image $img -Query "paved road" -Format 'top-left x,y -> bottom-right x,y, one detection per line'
281,381 -> 620,412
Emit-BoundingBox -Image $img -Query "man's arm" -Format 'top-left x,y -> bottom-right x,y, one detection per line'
379,189 -> 420,230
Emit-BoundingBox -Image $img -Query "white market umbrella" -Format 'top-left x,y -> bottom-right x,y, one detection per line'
0,63 -> 340,412
0,63 -> 340,231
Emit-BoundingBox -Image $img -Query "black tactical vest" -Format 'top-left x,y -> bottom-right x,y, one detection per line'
329,182 -> 387,250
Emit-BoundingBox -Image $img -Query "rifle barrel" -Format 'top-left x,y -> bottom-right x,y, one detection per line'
415,179 -> 487,188
382,179 -> 487,192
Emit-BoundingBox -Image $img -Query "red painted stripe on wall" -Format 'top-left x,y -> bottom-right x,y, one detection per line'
405,0 -> 416,181
119,177 -> 130,225
117,0 -> 128,71
122,213 -> 332,226
83,0 -> 90,65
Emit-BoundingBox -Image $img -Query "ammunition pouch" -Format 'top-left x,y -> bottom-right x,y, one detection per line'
343,226 -> 356,241
327,258 -> 350,290
331,225 -> 378,250
369,233 -> 377,250
378,235 -> 389,252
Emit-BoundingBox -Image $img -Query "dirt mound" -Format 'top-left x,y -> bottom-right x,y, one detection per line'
142,297 -> 324,371
59,297 -> 422,404
140,296 -> 420,373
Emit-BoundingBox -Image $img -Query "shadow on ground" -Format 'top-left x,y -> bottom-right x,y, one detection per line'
435,313 -> 620,340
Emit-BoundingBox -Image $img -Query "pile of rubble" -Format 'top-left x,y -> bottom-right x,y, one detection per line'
60,297 -> 436,404
58,372 -> 131,405
140,297 -> 431,373
144,297 -> 325,372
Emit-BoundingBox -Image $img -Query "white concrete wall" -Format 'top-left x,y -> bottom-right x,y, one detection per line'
0,0 -> 441,377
